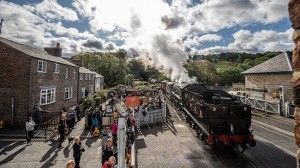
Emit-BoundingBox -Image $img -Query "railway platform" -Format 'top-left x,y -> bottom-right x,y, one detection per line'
135,101 -> 223,168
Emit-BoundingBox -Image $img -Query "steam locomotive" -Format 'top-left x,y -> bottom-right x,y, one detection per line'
161,82 -> 256,151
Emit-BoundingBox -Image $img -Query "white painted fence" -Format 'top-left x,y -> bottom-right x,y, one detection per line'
236,96 -> 280,115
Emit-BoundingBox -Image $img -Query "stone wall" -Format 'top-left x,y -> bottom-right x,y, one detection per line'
288,0 -> 300,165
245,74 -> 293,102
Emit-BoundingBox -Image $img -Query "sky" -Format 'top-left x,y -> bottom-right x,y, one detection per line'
0,0 -> 294,81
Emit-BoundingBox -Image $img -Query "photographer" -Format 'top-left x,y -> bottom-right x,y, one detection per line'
73,136 -> 85,168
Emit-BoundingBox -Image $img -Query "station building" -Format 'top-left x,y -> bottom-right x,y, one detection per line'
241,52 -> 293,103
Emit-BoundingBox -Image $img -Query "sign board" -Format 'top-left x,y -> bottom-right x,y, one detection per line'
126,96 -> 140,108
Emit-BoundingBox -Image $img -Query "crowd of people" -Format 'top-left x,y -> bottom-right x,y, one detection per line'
26,87 -> 164,168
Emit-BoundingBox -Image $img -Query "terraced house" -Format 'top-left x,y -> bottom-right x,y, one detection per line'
0,37 -> 79,127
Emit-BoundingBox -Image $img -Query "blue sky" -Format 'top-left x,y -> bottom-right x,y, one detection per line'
0,0 -> 293,80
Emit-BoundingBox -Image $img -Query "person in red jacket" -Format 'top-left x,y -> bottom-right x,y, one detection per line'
102,156 -> 116,168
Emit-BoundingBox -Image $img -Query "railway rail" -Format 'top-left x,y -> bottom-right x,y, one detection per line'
167,94 -> 297,168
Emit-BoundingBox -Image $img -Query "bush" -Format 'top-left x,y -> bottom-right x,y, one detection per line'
95,97 -> 102,107
82,97 -> 94,111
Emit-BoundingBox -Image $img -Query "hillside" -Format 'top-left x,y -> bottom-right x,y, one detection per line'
213,61 -> 238,72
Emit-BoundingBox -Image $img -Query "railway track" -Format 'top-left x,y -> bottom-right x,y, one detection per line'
165,97 -> 261,168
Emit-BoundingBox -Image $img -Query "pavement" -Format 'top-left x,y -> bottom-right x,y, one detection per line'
0,117 -> 103,168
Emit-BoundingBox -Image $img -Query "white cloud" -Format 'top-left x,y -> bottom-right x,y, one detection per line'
198,28 -> 293,55
35,0 -> 78,21
185,34 -> 223,46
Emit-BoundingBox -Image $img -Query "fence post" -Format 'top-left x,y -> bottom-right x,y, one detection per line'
117,118 -> 126,168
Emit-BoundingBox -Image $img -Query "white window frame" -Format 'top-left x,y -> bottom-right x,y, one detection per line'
65,68 -> 69,79
37,60 -> 47,73
81,87 -> 86,98
40,88 -> 56,105
80,74 -> 83,80
73,69 -> 76,79
64,87 -> 73,99
89,74 -> 92,80
85,74 -> 88,80
53,63 -> 59,74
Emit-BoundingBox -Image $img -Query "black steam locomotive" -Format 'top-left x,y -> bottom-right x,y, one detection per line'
161,82 -> 256,151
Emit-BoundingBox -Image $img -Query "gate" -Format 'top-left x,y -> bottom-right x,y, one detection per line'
134,103 -> 166,127
35,111 -> 60,139
236,96 -> 280,115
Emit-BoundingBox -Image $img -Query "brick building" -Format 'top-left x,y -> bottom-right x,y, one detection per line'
0,37 -> 78,127
241,52 -> 293,102
78,67 -> 96,99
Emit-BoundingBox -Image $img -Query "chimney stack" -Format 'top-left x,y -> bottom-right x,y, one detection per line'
44,43 -> 62,57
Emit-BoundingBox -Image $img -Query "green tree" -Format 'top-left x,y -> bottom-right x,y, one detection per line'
96,54 -> 127,87
184,61 -> 219,85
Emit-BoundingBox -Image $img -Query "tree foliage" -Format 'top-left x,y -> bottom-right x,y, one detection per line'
72,51 -> 167,87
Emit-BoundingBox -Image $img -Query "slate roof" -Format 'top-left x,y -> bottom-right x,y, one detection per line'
94,72 -> 103,78
79,67 -> 96,74
0,37 -> 76,67
241,52 -> 293,75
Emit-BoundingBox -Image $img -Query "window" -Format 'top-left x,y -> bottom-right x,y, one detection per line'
89,74 -> 91,80
85,74 -> 88,80
64,87 -> 73,99
37,60 -> 47,73
65,68 -> 69,79
40,88 -> 56,105
89,85 -> 93,93
81,87 -> 86,98
92,74 -> 95,80
80,74 -> 83,80
53,63 -> 59,74
73,69 -> 77,79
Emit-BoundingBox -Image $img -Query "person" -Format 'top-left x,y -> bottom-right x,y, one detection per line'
58,119 -> 65,148
73,136 -> 84,168
66,109 -> 72,132
125,147 -> 131,166
92,116 -> 99,133
111,121 -> 118,145
75,103 -> 81,122
66,160 -> 75,168
102,156 -> 116,168
60,109 -> 66,124
102,138 -> 114,165
32,102 -> 42,131
25,117 -> 35,145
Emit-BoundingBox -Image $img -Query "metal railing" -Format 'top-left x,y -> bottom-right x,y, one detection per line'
236,96 -> 280,115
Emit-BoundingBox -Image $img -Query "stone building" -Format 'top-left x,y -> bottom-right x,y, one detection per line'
241,52 -> 293,102
94,72 -> 104,92
0,37 -> 79,127
78,67 -> 96,100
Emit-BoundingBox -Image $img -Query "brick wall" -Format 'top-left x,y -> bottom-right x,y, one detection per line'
0,44 -> 31,127
29,58 -> 79,113
245,74 -> 293,102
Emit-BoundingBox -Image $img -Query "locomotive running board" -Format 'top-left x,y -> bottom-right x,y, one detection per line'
182,107 -> 210,135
